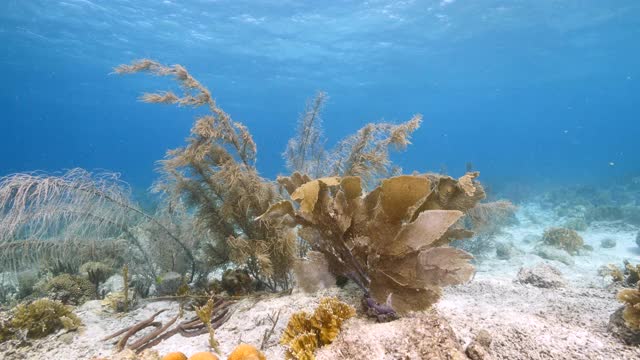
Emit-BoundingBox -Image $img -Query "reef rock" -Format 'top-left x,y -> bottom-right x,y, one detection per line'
465,329 -> 493,360
156,272 -> 182,296
99,274 -> 124,297
495,242 -> 520,260
600,238 -> 617,249
608,306 -> 640,346
315,309 -> 467,359
516,263 -> 566,288
533,244 -> 574,266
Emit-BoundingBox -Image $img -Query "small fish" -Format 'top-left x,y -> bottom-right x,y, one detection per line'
609,162 -> 615,166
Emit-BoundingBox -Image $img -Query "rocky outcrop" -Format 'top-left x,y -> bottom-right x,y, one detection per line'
608,306 -> 640,346
516,263 -> 566,288
315,309 -> 467,360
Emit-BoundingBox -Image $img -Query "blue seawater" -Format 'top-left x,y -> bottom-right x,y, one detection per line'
1,0 -> 639,193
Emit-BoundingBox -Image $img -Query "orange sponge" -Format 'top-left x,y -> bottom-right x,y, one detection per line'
227,344 -> 266,360
163,352 -> 188,360
188,352 -> 220,360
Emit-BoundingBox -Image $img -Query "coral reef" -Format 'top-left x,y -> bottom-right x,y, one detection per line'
39,273 -> 95,305
261,173 -> 482,313
280,297 -> 355,359
1,298 -> 81,341
541,227 -> 584,255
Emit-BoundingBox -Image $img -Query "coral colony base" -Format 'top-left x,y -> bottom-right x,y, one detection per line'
0,60 -> 639,359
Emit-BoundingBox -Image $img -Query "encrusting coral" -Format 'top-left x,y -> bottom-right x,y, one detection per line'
0,298 -> 81,341
541,227 -> 584,255
260,173 -> 482,315
280,297 -> 356,359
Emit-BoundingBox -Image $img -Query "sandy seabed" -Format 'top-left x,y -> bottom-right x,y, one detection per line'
2,204 -> 640,360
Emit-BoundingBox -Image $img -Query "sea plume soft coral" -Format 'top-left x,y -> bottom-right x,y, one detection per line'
284,91 -> 329,179
117,59 -> 296,291
283,91 -> 422,188
329,115 -> 422,186
0,169 -> 189,279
